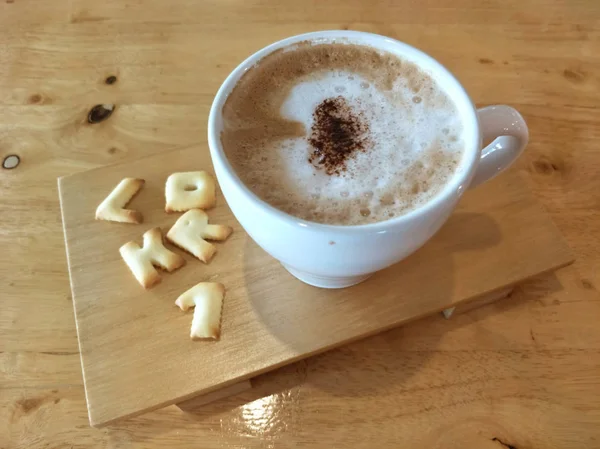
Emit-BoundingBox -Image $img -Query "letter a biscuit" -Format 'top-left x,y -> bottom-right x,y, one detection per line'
166,209 -> 232,263
96,177 -> 145,224
120,227 -> 186,288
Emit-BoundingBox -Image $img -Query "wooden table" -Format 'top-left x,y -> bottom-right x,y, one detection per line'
2,0 -> 599,447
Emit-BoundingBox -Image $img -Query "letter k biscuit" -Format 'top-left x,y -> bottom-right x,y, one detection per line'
120,227 -> 186,288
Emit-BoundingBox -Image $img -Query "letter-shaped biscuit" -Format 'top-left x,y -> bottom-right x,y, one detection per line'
165,171 -> 216,213
175,282 -> 225,340
166,209 -> 232,263
120,227 -> 186,288
96,178 -> 145,224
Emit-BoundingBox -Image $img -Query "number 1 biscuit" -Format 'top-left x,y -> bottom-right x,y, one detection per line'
175,282 -> 225,340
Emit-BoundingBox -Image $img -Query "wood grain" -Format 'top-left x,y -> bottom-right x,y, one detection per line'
59,147 -> 572,427
2,0 -> 600,446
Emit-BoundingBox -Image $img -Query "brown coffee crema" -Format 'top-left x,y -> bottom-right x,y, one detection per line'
220,41 -> 464,225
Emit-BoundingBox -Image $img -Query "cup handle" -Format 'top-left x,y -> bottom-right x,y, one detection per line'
469,105 -> 529,188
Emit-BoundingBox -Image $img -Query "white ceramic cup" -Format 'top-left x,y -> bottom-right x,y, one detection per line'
208,30 -> 528,288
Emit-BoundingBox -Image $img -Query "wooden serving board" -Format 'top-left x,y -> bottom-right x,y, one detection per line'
58,145 -> 573,427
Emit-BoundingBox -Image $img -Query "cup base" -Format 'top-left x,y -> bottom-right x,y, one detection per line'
282,264 -> 372,289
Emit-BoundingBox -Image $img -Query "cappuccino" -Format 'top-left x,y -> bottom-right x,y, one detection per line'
221,41 -> 465,225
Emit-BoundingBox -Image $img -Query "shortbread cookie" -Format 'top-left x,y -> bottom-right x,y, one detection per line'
96,178 -> 145,224
166,209 -> 232,263
120,227 -> 185,288
165,171 -> 216,213
175,282 -> 225,340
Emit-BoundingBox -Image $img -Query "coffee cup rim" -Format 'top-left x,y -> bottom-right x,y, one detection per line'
208,30 -> 481,233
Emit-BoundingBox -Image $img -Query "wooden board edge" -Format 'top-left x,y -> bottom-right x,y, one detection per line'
442,287 -> 514,319
89,375 -> 258,427
58,177 -> 97,427
175,380 -> 253,412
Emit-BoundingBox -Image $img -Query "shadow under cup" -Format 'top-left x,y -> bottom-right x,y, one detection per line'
207,30 -> 481,288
